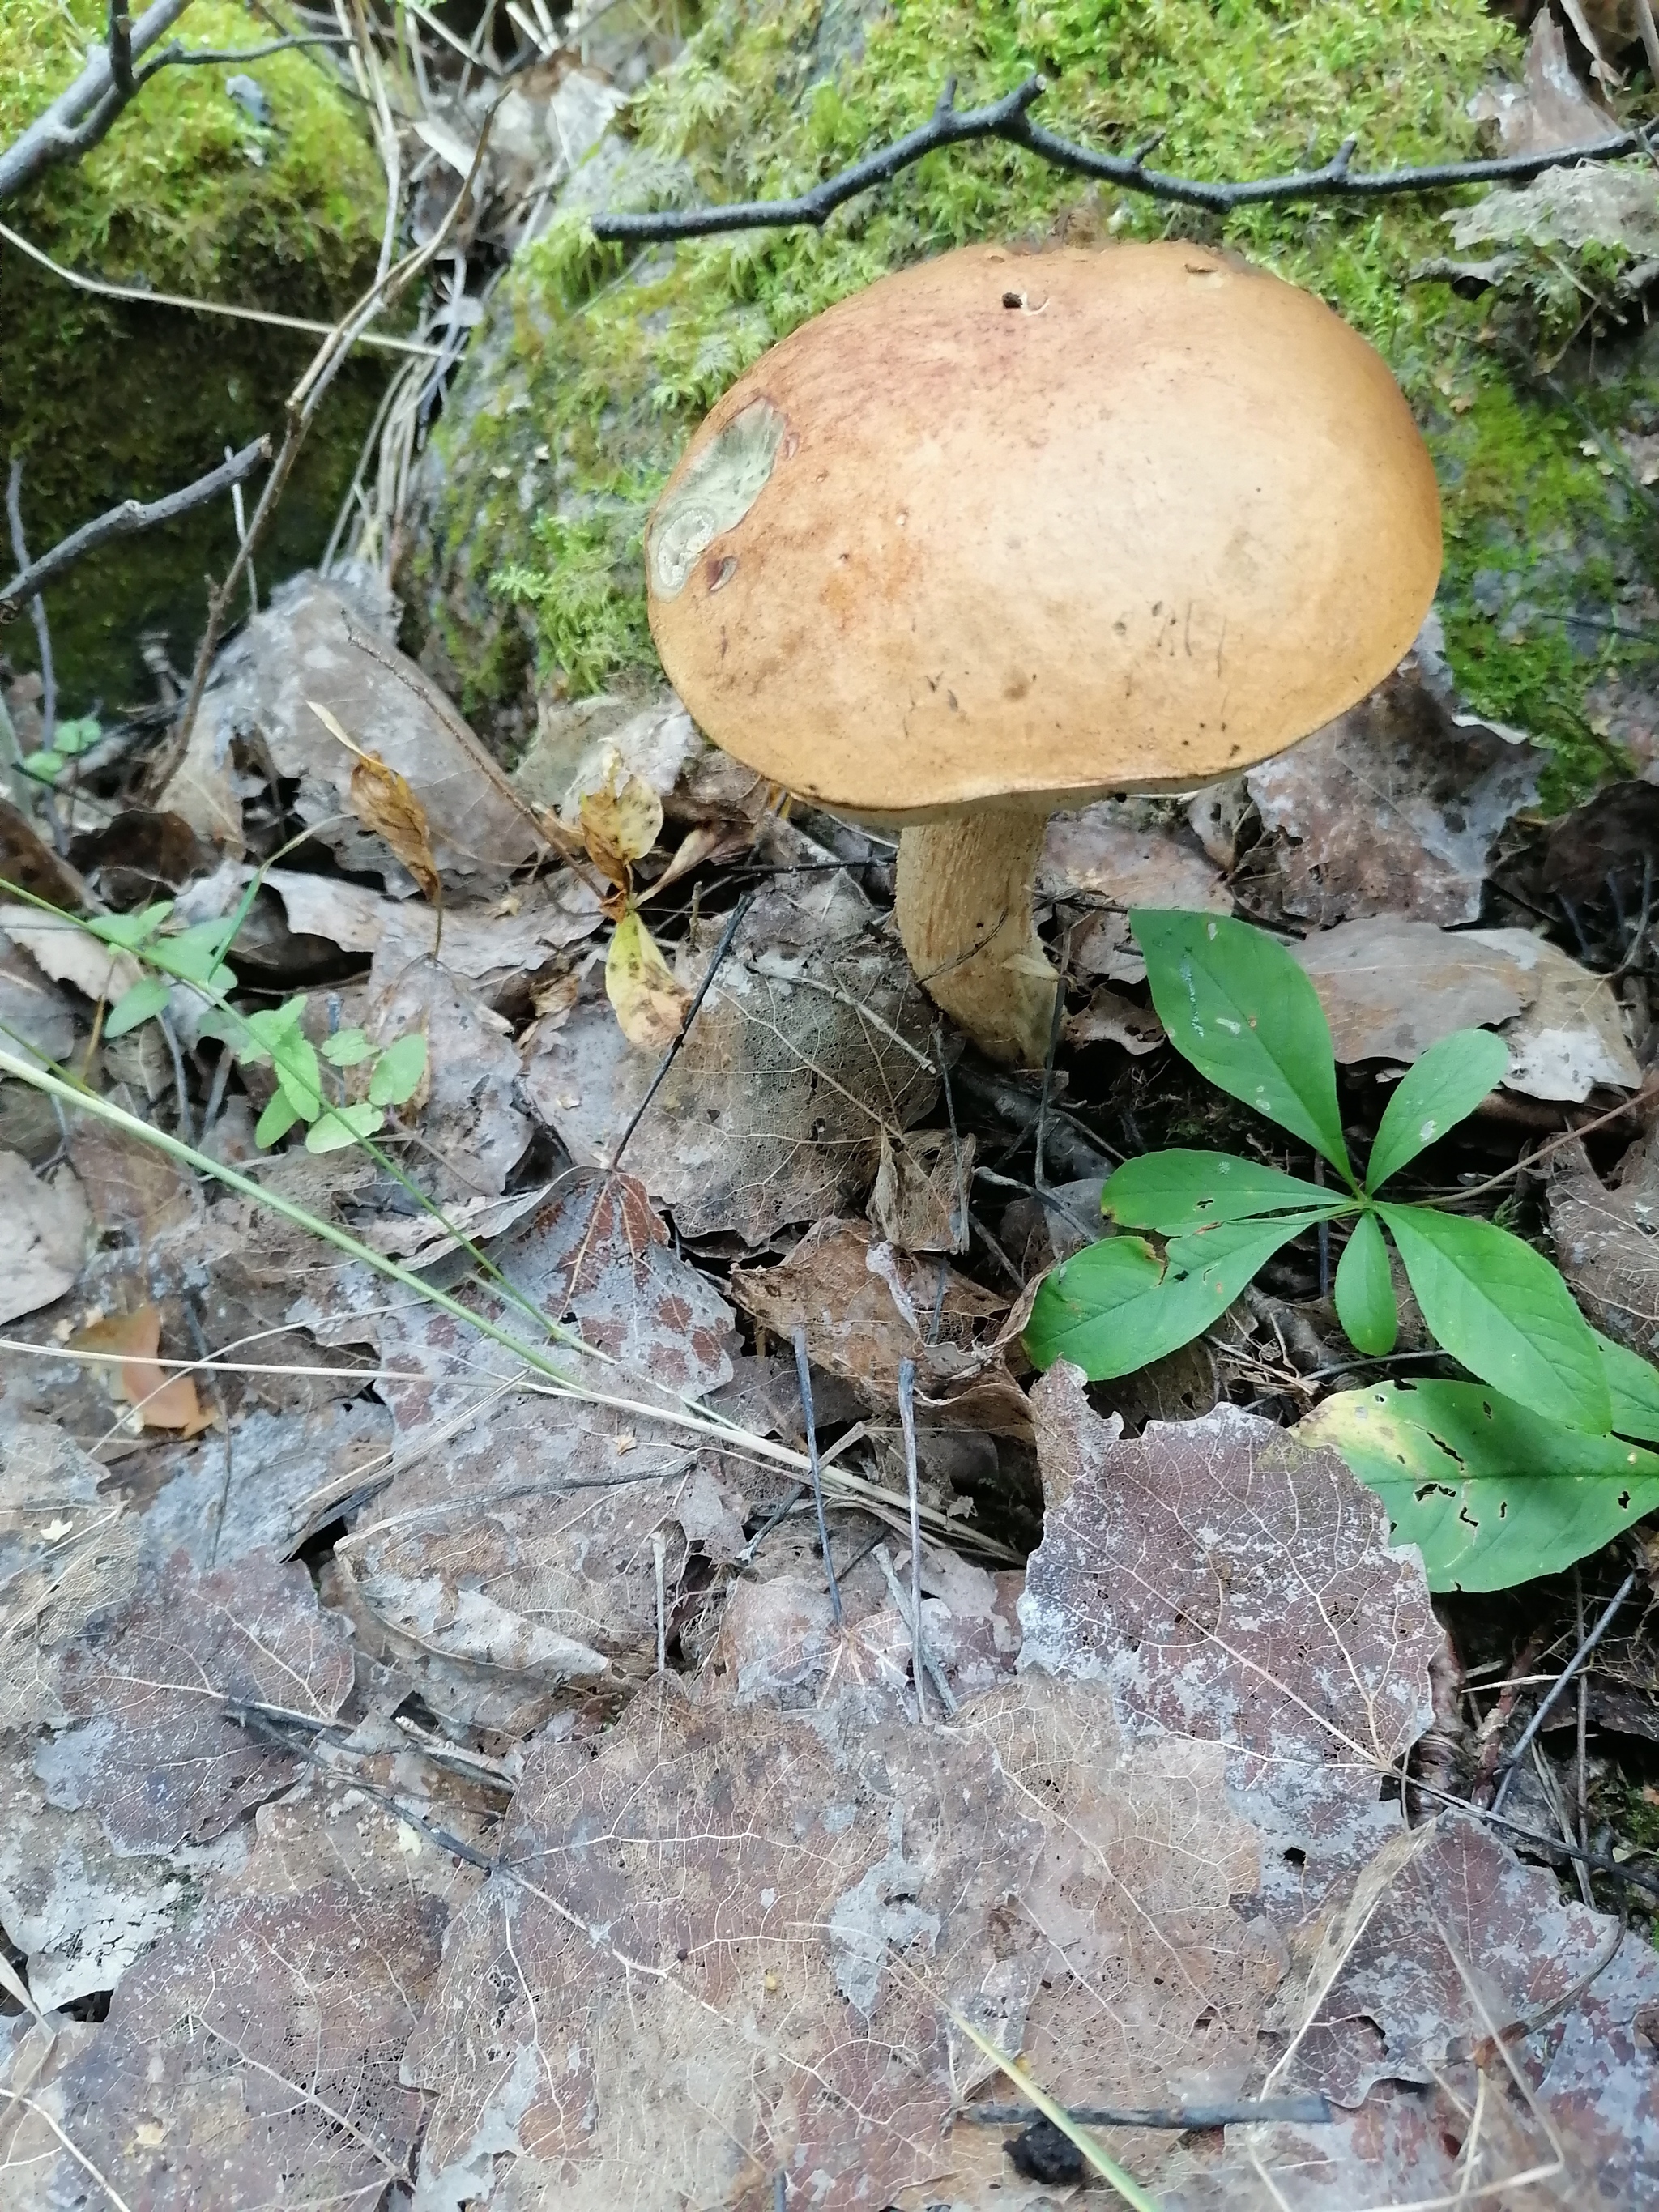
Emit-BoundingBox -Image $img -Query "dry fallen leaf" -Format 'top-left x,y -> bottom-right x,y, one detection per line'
1241,664 -> 1540,927
1,1881 -> 446,2212
867,1126 -> 974,1253
0,1421 -> 143,1733
45,1546 -> 355,1851
578,752 -> 665,888
1466,4 -> 1616,153
309,697 -> 445,907
524,876 -> 939,1243
0,1150 -> 87,1323
1038,795 -> 1229,912
1547,1135 -> 1659,1359
69,1301 -> 211,1434
1021,1365 -> 1447,1910
606,906 -> 690,1050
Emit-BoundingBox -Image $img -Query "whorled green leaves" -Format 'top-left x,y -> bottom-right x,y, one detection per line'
1026,911 -> 1617,1446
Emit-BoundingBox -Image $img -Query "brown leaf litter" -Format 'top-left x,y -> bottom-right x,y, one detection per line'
1548,1128 -> 1659,1359
522,873 -> 938,1243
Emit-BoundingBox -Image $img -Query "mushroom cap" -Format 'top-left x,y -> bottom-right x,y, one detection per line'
645,241 -> 1441,822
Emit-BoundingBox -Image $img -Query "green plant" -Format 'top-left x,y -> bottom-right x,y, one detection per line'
19,714 -> 100,784
1024,911 -> 1614,1436
86,899 -> 427,1153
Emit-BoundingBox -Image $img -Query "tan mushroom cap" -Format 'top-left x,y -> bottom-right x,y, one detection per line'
645,240 -> 1440,821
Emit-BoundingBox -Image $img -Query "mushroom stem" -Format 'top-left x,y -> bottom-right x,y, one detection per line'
894,804 -> 1057,1067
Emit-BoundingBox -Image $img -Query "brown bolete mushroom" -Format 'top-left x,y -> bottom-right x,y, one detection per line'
645,241 -> 1440,1064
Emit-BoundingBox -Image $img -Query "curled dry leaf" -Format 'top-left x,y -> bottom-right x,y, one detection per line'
69,1301 -> 213,1434
2,1882 -> 446,2212
309,698 -> 444,905
606,906 -> 690,1051
867,1126 -> 974,1253
578,753 -> 665,887
43,1547 -> 354,1851
1020,1365 -> 1447,1910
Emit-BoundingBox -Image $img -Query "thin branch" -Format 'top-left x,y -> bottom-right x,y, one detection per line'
0,215 -> 442,359
590,71 -> 1650,244
139,35 -> 342,67
1491,1571 -> 1638,1814
0,0 -> 195,206
0,437 -> 269,616
961,2096 -> 1332,2131
608,893 -> 755,1169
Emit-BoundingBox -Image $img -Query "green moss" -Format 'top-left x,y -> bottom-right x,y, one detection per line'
1,2 -> 389,709
412,0 -> 1659,799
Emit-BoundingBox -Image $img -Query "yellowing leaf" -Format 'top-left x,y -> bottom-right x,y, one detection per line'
605,910 -> 689,1051
308,699 -> 442,906
579,757 -> 664,889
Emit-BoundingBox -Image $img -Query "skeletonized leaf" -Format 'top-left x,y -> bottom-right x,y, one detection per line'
605,907 -> 689,1051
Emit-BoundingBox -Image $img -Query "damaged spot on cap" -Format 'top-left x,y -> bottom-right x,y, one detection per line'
647,398 -> 785,599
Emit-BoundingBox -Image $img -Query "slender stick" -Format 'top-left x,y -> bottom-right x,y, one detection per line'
0,439 -> 269,616
610,893 -> 754,1169
1491,1571 -> 1637,1814
792,1326 -> 843,1626
590,71 -> 1647,244
896,1356 -> 927,1720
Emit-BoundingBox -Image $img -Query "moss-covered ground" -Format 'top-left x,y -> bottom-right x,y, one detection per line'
411,0 -> 1659,800
1,2 -> 389,710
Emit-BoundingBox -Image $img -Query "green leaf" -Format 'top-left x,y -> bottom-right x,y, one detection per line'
1364,1029 -> 1509,1193
237,995 -> 309,1067
1102,1149 -> 1346,1234
1600,1332 -> 1659,1443
305,1102 -> 384,1153
102,974 -> 171,1039
155,919 -> 238,987
52,716 -> 101,757
87,901 -> 173,951
20,750 -> 63,783
254,1089 -> 301,1148
1024,1212 -> 1328,1380
368,1030 -> 427,1107
1303,1379 -> 1659,1592
272,1034 -> 323,1121
321,1026 -> 373,1067
1333,1210 -> 1397,1357
1131,910 -> 1353,1181
1379,1202 -> 1610,1434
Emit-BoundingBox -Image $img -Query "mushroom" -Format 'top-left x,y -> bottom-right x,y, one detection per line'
645,241 -> 1440,1064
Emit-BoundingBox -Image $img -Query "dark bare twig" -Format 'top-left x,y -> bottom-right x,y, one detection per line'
896,1355 -> 926,1720
3,462 -> 57,759
108,2 -> 135,97
0,437 -> 269,617
1491,1571 -> 1638,1815
792,1326 -> 843,1626
0,0 -> 195,207
590,71 -> 1649,244
609,893 -> 755,1170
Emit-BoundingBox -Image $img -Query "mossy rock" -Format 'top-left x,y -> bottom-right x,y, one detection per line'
1,2 -> 390,712
407,0 -> 1659,803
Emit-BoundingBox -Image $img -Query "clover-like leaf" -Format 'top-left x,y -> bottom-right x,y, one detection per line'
103,973 -> 171,1039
